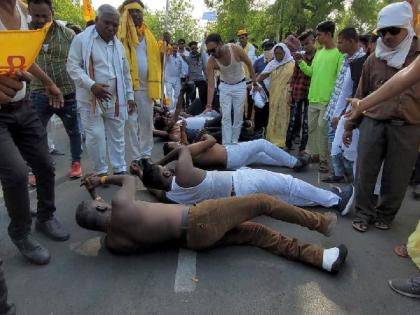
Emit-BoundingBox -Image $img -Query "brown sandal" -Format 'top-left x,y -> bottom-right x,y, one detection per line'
394,244 -> 409,258
352,219 -> 369,232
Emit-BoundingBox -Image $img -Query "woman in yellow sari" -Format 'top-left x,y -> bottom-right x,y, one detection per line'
257,43 -> 295,148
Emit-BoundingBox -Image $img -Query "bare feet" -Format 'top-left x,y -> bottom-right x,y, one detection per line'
322,212 -> 338,237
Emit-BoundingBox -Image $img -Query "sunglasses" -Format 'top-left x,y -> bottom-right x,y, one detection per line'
378,27 -> 402,38
207,48 -> 217,55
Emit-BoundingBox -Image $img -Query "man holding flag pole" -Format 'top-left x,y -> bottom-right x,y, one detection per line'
118,0 -> 162,168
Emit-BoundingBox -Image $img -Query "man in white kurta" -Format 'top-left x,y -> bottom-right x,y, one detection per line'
67,5 -> 135,175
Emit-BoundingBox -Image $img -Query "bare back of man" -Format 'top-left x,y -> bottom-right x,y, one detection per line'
78,175 -> 186,254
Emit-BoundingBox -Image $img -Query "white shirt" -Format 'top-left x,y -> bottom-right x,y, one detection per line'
165,54 -> 182,82
91,34 -> 117,84
136,38 -> 148,89
333,67 -> 353,118
178,49 -> 189,78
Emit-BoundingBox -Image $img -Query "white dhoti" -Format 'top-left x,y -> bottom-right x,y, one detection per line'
233,168 -> 340,207
219,81 -> 247,144
79,92 -> 126,175
225,139 -> 298,170
165,78 -> 181,112
125,89 -> 154,160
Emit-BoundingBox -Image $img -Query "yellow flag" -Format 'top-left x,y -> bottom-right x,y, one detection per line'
83,0 -> 96,22
0,22 -> 51,75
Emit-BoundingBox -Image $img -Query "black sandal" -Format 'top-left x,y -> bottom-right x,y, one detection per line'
352,219 -> 369,232
374,221 -> 391,230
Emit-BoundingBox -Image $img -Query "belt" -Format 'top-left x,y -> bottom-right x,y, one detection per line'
384,119 -> 410,126
220,78 -> 246,85
231,178 -> 236,196
0,99 -> 24,111
179,207 -> 190,246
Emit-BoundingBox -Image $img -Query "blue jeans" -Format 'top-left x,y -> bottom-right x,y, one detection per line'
30,92 -> 82,162
332,153 -> 354,178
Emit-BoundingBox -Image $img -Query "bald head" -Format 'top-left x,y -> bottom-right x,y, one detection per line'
95,4 -> 120,43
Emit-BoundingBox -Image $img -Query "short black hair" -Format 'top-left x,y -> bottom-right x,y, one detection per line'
86,20 -> 95,27
298,29 -> 315,42
205,33 -> 223,45
178,38 -> 186,44
142,164 -> 165,189
122,0 -> 145,8
228,38 -> 236,43
338,27 -> 358,41
316,21 -> 336,37
154,115 -> 168,131
358,34 -> 370,46
188,41 -> 198,47
27,0 -> 52,10
162,143 -> 176,155
75,201 -> 105,232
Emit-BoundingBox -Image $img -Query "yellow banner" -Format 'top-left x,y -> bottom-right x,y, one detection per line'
83,0 -> 96,22
0,22 -> 51,75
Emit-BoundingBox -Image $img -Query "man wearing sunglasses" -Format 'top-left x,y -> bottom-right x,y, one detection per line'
204,33 -> 259,145
344,1 -> 420,233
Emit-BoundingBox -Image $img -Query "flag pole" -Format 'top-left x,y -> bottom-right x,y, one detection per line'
161,0 -> 170,106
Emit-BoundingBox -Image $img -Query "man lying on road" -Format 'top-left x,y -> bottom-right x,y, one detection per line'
77,174 -> 348,274
139,146 -> 354,215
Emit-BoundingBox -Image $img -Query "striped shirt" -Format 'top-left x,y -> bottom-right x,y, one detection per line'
30,21 -> 75,96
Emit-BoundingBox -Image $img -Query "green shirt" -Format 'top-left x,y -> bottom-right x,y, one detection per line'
299,47 -> 344,105
30,21 -> 75,96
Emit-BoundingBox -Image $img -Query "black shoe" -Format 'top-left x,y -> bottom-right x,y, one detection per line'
11,236 -> 50,265
36,217 -> 70,242
331,185 -> 354,216
293,156 -> 309,172
140,158 -> 153,169
49,148 -> 65,156
0,304 -> 16,315
30,209 -> 37,217
330,245 -> 348,274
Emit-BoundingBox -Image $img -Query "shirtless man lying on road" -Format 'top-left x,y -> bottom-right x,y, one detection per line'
138,146 -> 354,215
163,133 -> 308,171
77,174 -> 348,273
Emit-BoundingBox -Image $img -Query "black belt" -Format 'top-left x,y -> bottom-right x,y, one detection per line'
231,178 -> 236,196
383,119 -> 410,126
220,78 -> 246,85
179,207 -> 190,246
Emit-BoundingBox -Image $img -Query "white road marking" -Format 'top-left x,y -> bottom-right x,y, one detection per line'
174,249 -> 197,293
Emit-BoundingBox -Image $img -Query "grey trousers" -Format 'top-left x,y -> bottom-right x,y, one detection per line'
354,117 -> 420,224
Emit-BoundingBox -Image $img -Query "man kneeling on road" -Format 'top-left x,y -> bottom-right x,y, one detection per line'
77,174 -> 348,274
163,133 -> 308,171
139,146 -> 354,215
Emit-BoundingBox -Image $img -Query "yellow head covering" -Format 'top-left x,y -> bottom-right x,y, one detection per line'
118,2 -> 162,99
237,29 -> 248,36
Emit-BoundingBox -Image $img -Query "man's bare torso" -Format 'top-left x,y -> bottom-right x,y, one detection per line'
193,143 -> 228,170
105,200 -> 186,254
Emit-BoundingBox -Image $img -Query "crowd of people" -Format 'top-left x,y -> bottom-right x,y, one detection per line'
0,0 -> 419,313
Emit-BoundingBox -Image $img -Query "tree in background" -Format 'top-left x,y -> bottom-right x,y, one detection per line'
52,0 -> 84,27
145,0 -> 201,42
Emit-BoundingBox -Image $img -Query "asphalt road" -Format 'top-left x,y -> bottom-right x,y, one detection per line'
0,125 -> 419,315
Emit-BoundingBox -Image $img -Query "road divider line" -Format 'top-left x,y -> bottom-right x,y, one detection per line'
174,249 -> 197,293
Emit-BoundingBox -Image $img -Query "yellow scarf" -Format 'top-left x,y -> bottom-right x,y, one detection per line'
118,3 -> 161,99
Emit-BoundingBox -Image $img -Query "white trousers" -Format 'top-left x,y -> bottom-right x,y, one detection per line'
233,168 -> 340,207
125,89 -> 154,160
219,81 -> 247,144
165,78 -> 181,111
79,103 -> 126,175
225,139 -> 298,170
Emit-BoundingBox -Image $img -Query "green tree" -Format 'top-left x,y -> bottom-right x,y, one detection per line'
145,0 -> 201,42
52,0 -> 84,27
